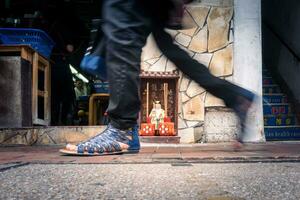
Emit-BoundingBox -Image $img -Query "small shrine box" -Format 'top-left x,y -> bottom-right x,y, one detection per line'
139,123 -> 155,136
158,122 -> 175,136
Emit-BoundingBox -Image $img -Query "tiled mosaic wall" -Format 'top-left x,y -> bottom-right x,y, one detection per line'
141,1 -> 234,142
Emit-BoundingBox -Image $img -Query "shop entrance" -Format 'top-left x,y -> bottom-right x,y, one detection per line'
0,0 -> 105,127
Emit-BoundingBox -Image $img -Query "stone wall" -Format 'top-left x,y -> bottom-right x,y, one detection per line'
0,126 -> 106,145
141,0 -> 234,143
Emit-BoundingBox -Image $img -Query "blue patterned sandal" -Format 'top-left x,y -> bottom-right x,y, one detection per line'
59,124 -> 140,156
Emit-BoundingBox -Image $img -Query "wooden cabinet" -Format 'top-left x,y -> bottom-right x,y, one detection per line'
32,51 -> 51,125
0,45 -> 51,127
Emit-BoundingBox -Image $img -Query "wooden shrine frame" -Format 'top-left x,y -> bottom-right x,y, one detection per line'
140,70 -> 180,135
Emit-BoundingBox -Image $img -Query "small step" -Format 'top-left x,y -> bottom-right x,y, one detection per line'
265,126 -> 300,140
263,103 -> 292,115
264,115 -> 298,126
263,94 -> 288,104
262,68 -> 270,72
263,83 -> 280,87
262,71 -> 272,77
263,77 -> 275,85
263,85 -> 281,94
140,136 -> 180,144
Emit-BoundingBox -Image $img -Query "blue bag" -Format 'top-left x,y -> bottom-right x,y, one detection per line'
80,19 -> 107,81
80,54 -> 107,81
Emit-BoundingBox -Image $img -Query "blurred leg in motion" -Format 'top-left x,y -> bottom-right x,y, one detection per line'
152,26 -> 256,139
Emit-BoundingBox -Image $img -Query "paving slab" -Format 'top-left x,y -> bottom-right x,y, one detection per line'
0,142 -> 299,165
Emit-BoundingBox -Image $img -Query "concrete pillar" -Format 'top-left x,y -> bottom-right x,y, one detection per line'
233,0 -> 265,142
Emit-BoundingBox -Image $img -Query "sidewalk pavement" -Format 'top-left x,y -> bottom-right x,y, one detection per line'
0,142 -> 299,166
1,142 -> 300,200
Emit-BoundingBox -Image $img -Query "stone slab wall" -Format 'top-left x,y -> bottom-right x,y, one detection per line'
204,108 -> 238,142
141,0 -> 234,143
0,126 -> 106,145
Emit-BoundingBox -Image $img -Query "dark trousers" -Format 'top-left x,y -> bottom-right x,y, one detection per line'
102,0 -> 253,129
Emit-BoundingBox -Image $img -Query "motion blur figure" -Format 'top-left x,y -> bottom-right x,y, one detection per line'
60,0 -> 256,155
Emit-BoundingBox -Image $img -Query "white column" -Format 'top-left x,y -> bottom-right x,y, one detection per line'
234,0 -> 265,142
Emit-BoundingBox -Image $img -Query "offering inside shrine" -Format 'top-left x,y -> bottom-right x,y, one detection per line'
139,71 -> 178,136
149,101 -> 165,131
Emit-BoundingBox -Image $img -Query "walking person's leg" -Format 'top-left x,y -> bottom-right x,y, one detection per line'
152,26 -> 256,139
60,0 -> 151,155
103,2 -> 150,130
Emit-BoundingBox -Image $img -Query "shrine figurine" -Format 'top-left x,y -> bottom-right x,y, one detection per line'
149,101 -> 165,131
